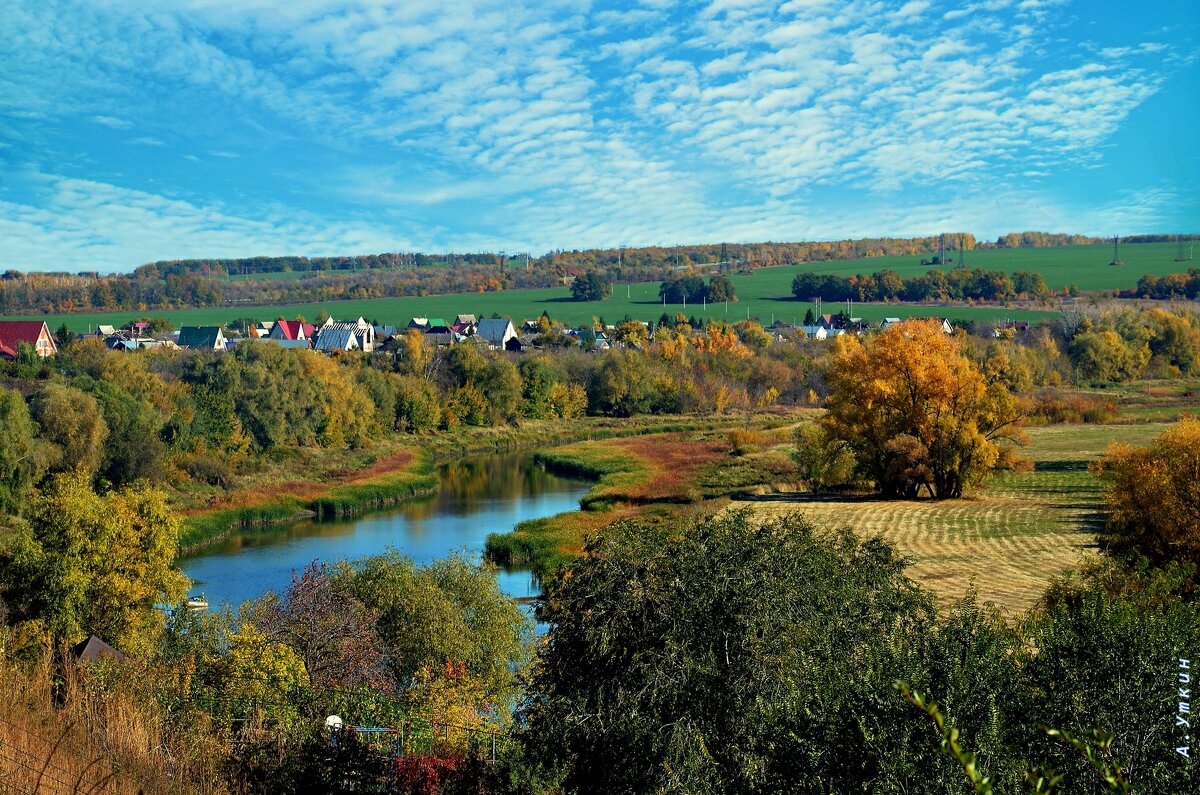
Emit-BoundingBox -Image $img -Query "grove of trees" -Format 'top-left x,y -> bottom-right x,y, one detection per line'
791,266 -> 1056,303
568,271 -> 610,302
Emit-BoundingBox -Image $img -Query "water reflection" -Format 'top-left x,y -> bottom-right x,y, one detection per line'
180,452 -> 590,609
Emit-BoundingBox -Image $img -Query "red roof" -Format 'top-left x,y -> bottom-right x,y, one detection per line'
0,321 -> 50,357
0,321 -> 49,344
276,320 -> 303,340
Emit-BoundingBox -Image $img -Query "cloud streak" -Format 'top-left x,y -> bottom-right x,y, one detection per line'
0,0 -> 1195,271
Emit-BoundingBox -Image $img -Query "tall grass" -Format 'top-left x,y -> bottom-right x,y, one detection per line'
179,499 -> 306,551
0,644 -> 228,794
309,466 -> 437,519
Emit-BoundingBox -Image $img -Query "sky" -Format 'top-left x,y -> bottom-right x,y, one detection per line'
1,0 -> 1197,273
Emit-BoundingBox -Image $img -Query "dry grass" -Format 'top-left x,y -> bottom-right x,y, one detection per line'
730,422 -> 1173,617
0,648 -> 227,795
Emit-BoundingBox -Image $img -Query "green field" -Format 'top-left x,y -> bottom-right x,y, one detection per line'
10,241 -> 1188,332
766,240 -> 1187,291
22,287 -> 1061,333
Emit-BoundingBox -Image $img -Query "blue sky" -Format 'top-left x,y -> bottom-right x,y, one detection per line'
1,0 -> 1196,273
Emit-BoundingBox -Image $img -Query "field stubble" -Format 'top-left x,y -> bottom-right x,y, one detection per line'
732,422 -> 1170,615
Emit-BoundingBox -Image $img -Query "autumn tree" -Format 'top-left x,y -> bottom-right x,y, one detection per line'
29,382 -> 109,479
570,271 -> 610,301
823,320 -> 1025,499
1092,417 -> 1200,567
1,471 -> 187,655
706,274 -> 736,303
251,561 -> 390,694
0,386 -> 37,515
1069,330 -> 1148,381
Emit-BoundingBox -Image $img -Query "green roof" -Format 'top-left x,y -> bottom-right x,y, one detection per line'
177,326 -> 223,349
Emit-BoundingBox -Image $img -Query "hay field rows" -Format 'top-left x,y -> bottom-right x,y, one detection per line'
732,422 -> 1170,615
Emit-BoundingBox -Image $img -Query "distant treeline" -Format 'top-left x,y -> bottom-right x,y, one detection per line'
1136,269 -> 1200,300
792,267 -> 1058,303
5,232 -> 1193,316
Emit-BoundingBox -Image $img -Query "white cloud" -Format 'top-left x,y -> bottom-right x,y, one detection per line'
0,0 -> 1191,269
0,171 -> 415,271
92,115 -> 133,129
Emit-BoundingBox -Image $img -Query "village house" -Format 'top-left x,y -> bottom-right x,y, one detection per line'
423,318 -> 455,347
476,318 -> 517,350
373,323 -> 399,342
269,319 -> 315,342
313,326 -> 359,352
325,317 -> 375,351
0,320 -> 57,359
177,326 -> 228,351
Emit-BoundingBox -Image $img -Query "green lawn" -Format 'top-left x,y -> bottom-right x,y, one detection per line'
12,241 -> 1188,332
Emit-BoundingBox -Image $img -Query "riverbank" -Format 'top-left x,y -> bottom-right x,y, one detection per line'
175,413 -> 783,555
485,421 -> 803,575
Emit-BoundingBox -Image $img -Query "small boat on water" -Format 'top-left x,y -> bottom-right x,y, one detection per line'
185,593 -> 209,612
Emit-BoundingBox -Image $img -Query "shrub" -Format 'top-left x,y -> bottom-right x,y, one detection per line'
1092,416 -> 1200,567
183,452 -> 233,487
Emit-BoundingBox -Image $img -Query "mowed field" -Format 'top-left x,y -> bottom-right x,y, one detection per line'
13,241 -> 1186,332
733,420 -> 1173,616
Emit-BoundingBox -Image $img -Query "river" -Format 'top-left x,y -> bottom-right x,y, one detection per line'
179,452 -> 591,609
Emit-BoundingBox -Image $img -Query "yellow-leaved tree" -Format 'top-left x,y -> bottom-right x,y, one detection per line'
823,320 -> 1025,499
1093,416 -> 1200,566
1,471 -> 188,656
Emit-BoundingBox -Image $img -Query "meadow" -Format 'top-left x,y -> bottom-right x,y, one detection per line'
17,241 -> 1188,332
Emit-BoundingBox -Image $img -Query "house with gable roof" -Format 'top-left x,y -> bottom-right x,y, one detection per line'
325,317 -> 375,351
0,320 -> 57,359
269,320 -> 316,342
177,326 -> 228,351
476,318 -> 517,350
314,326 -> 360,353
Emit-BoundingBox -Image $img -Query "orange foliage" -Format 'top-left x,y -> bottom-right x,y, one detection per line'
1093,417 -> 1200,566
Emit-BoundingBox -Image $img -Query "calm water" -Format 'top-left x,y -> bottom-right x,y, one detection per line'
180,452 -> 591,608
